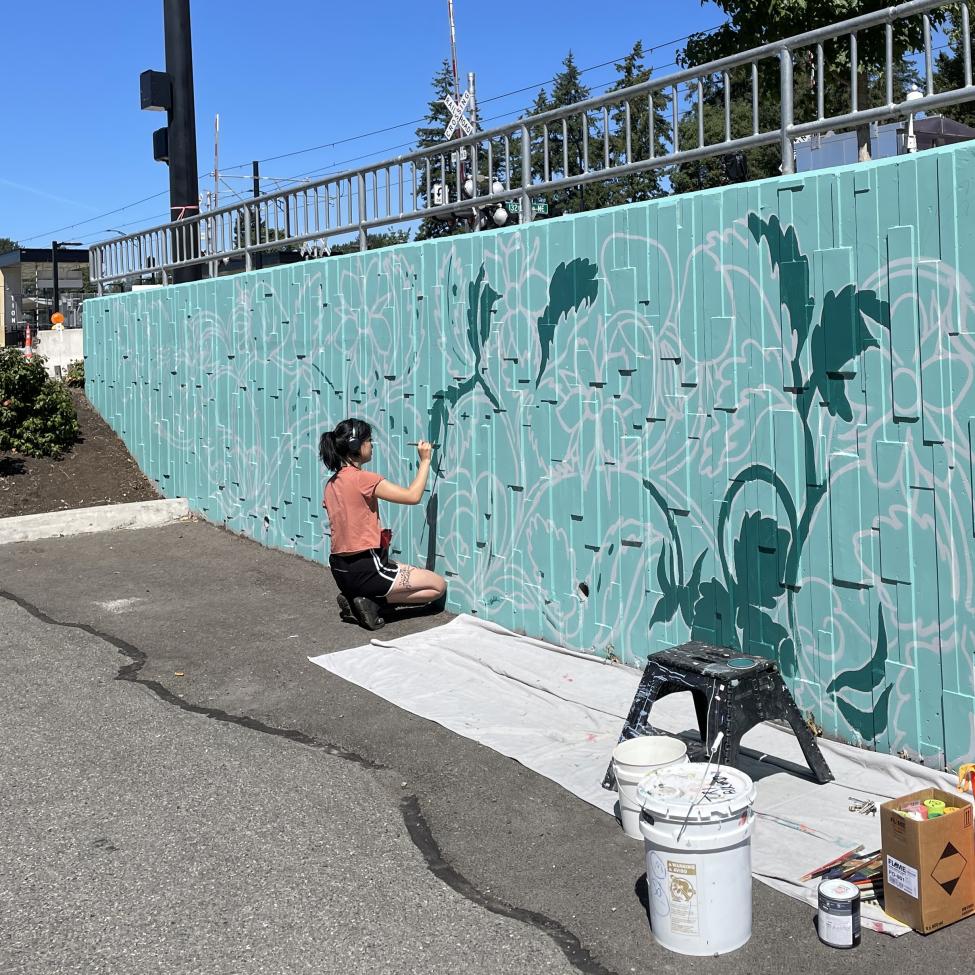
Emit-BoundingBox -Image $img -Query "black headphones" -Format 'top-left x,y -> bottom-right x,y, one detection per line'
346,422 -> 361,451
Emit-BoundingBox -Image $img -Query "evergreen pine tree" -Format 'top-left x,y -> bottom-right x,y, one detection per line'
606,41 -> 671,205
532,52 -> 610,217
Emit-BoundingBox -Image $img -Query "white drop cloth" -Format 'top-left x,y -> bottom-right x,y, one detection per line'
309,614 -> 971,936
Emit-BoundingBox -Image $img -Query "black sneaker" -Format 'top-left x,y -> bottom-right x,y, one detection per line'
352,596 -> 385,631
336,594 -> 357,624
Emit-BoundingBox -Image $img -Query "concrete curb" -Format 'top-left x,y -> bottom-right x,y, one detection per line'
0,499 -> 191,545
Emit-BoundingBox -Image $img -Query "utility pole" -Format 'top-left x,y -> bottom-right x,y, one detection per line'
163,0 -> 201,282
251,160 -> 262,270
213,113 -> 220,210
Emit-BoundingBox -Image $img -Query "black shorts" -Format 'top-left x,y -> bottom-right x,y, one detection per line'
329,548 -> 401,600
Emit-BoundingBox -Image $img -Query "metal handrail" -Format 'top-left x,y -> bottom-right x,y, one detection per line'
91,0 -> 973,288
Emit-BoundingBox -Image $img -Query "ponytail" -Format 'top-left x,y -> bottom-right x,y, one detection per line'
319,431 -> 343,471
319,417 -> 373,471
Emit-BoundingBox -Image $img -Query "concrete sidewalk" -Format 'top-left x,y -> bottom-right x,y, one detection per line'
4,521 -> 971,974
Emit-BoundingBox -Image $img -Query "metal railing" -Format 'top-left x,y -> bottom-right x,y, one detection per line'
91,0 -> 975,288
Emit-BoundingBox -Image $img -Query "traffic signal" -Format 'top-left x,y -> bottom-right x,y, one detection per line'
152,127 -> 169,164
140,70 -> 172,112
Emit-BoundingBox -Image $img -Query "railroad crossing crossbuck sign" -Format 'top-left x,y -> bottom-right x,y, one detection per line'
443,89 -> 475,139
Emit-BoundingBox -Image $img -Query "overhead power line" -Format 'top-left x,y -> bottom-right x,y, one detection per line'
9,20 -> 754,244
29,22 -> 950,247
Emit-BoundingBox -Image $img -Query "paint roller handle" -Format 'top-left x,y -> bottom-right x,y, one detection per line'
414,440 -> 434,463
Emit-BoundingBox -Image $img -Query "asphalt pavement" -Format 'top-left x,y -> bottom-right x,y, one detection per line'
2,520 -> 970,974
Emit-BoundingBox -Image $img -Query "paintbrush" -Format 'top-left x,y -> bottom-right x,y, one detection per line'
799,845 -> 866,883
755,811 -> 857,847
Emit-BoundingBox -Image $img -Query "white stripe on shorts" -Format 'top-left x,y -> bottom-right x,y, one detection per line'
372,550 -> 399,582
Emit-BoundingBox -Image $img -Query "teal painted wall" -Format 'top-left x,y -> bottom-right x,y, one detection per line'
86,143 -> 975,769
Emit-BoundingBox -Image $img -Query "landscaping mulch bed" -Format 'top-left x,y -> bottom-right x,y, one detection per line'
0,389 -> 159,519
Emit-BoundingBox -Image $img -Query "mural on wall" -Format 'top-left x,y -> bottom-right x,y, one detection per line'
86,144 -> 975,769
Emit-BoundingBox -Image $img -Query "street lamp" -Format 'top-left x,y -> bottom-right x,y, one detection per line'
905,86 -> 923,154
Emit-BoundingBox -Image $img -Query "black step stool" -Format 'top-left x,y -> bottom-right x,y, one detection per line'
602,641 -> 833,790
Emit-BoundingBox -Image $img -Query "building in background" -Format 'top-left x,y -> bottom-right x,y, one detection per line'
0,247 -> 90,347
795,114 -> 975,172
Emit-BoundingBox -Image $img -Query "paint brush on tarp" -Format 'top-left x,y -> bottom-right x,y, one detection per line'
754,811 -> 856,847
799,846 -> 866,883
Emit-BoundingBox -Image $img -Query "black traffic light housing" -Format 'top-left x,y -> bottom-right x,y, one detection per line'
141,70 -> 172,164
152,127 -> 170,163
140,1 -> 202,283
140,69 -> 172,112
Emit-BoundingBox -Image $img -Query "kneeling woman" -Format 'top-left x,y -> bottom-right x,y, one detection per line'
320,418 -> 446,630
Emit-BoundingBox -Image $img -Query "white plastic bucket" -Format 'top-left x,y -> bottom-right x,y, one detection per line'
611,736 -> 688,839
637,763 -> 756,956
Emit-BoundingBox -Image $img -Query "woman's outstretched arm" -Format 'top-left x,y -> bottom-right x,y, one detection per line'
374,441 -> 433,505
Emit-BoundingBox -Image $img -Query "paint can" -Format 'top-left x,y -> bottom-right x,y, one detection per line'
612,736 -> 688,839
637,763 -> 757,955
817,879 -> 861,949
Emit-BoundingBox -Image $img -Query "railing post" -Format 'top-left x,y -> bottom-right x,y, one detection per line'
779,48 -> 795,175
520,124 -> 533,224
357,172 -> 368,252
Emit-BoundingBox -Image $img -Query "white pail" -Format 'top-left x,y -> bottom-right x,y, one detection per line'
637,763 -> 756,956
611,736 -> 688,840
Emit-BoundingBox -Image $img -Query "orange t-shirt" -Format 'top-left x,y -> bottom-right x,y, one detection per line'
323,466 -> 385,554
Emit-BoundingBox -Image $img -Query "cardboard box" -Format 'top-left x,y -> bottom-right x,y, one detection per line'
881,788 -> 975,934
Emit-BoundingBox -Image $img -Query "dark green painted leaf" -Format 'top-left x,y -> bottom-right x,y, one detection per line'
837,684 -> 894,740
827,604 -> 889,696
778,636 -> 798,681
649,543 -> 678,628
747,214 -> 813,351
466,264 -> 501,351
678,550 -> 707,625
732,512 -> 789,609
535,259 -> 599,386
690,579 -> 737,649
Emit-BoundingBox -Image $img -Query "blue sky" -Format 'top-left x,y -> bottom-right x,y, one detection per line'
1,0 -> 723,248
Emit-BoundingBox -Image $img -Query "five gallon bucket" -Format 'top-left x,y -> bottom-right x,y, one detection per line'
637,763 -> 757,956
611,736 -> 688,839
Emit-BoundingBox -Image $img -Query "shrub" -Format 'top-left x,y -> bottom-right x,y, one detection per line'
64,358 -> 85,387
0,348 -> 80,457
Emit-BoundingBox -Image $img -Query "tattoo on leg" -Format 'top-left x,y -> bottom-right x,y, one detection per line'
397,564 -> 414,590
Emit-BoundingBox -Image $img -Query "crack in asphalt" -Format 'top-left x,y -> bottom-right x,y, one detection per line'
0,588 -> 618,975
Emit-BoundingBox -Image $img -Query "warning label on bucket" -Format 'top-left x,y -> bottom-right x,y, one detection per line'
667,860 -> 699,934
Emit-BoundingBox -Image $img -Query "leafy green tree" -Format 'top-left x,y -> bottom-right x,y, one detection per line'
681,1 -> 945,162
934,11 -> 975,128
670,96 -> 781,193
0,237 -> 17,255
